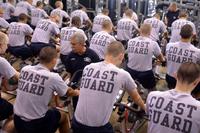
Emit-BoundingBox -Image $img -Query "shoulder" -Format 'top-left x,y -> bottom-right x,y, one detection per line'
86,48 -> 99,55
0,57 -> 9,64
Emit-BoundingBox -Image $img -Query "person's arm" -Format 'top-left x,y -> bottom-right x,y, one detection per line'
127,89 -> 146,111
66,87 -> 79,96
123,71 -> 146,111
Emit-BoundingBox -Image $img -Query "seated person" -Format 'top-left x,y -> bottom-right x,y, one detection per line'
14,46 -> 79,133
30,13 -> 60,56
147,62 -> 200,133
63,32 -> 100,110
72,41 -> 145,133
0,31 -> 19,133
7,13 -> 33,60
60,16 -> 87,64
126,24 -> 165,90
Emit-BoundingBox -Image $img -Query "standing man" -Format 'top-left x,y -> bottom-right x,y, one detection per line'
165,2 -> 179,28
126,24 -> 165,90
90,20 -> 116,60
166,24 -> 200,89
146,62 -> 200,133
0,31 -> 19,133
14,47 -> 79,133
72,41 -> 145,133
64,32 -> 100,110
170,11 -> 196,43
92,8 -> 111,34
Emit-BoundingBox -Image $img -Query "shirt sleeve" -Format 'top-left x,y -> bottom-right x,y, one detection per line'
0,57 -> 16,79
153,41 -> 162,57
24,24 -> 33,35
51,73 -> 68,96
0,18 -> 9,28
82,12 -> 89,21
51,23 -> 60,35
63,11 -> 69,18
160,21 -> 167,33
90,49 -> 100,62
122,70 -> 137,91
191,23 -> 196,34
42,10 -> 48,18
10,5 -> 15,13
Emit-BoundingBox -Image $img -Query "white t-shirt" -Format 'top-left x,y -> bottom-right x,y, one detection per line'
14,64 -> 68,120
31,19 -> 60,43
89,31 -> 116,59
127,36 -> 161,71
144,17 -> 167,41
0,17 -> 10,29
75,61 -> 137,126
92,14 -> 111,33
50,8 -> 69,28
170,19 -> 196,43
0,2 -> 15,20
0,57 -> 16,85
14,1 -> 33,16
147,89 -> 200,133
123,11 -> 138,22
166,41 -> 200,77
117,17 -> 138,41
60,26 -> 87,55
70,9 -> 89,26
31,8 -> 48,26
8,22 -> 33,46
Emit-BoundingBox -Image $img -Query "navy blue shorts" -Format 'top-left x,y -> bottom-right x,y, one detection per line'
7,45 -> 33,60
14,108 -> 61,133
30,42 -> 56,56
0,98 -> 13,121
166,74 -> 176,89
72,117 -> 114,133
126,67 -> 156,89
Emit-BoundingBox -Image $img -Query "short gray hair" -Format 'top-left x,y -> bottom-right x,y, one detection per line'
0,31 -> 8,46
71,32 -> 86,44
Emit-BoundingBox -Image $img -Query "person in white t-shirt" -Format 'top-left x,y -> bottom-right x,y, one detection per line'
30,13 -> 60,56
144,12 -> 167,43
166,24 -> 200,92
117,9 -> 138,47
170,11 -> 196,43
7,13 -> 33,60
14,0 -> 33,17
70,7 -> 92,28
123,7 -> 138,23
50,1 -> 70,28
92,8 -> 111,33
0,8 -> 10,31
126,23 -> 165,90
72,41 -> 145,133
0,0 -> 15,23
0,31 -> 19,133
60,16 -> 87,63
31,1 -> 48,29
90,19 -> 116,60
14,46 -> 79,133
147,62 -> 200,133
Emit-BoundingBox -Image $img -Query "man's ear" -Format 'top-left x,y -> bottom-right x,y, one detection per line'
193,78 -> 200,87
173,73 -> 178,80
